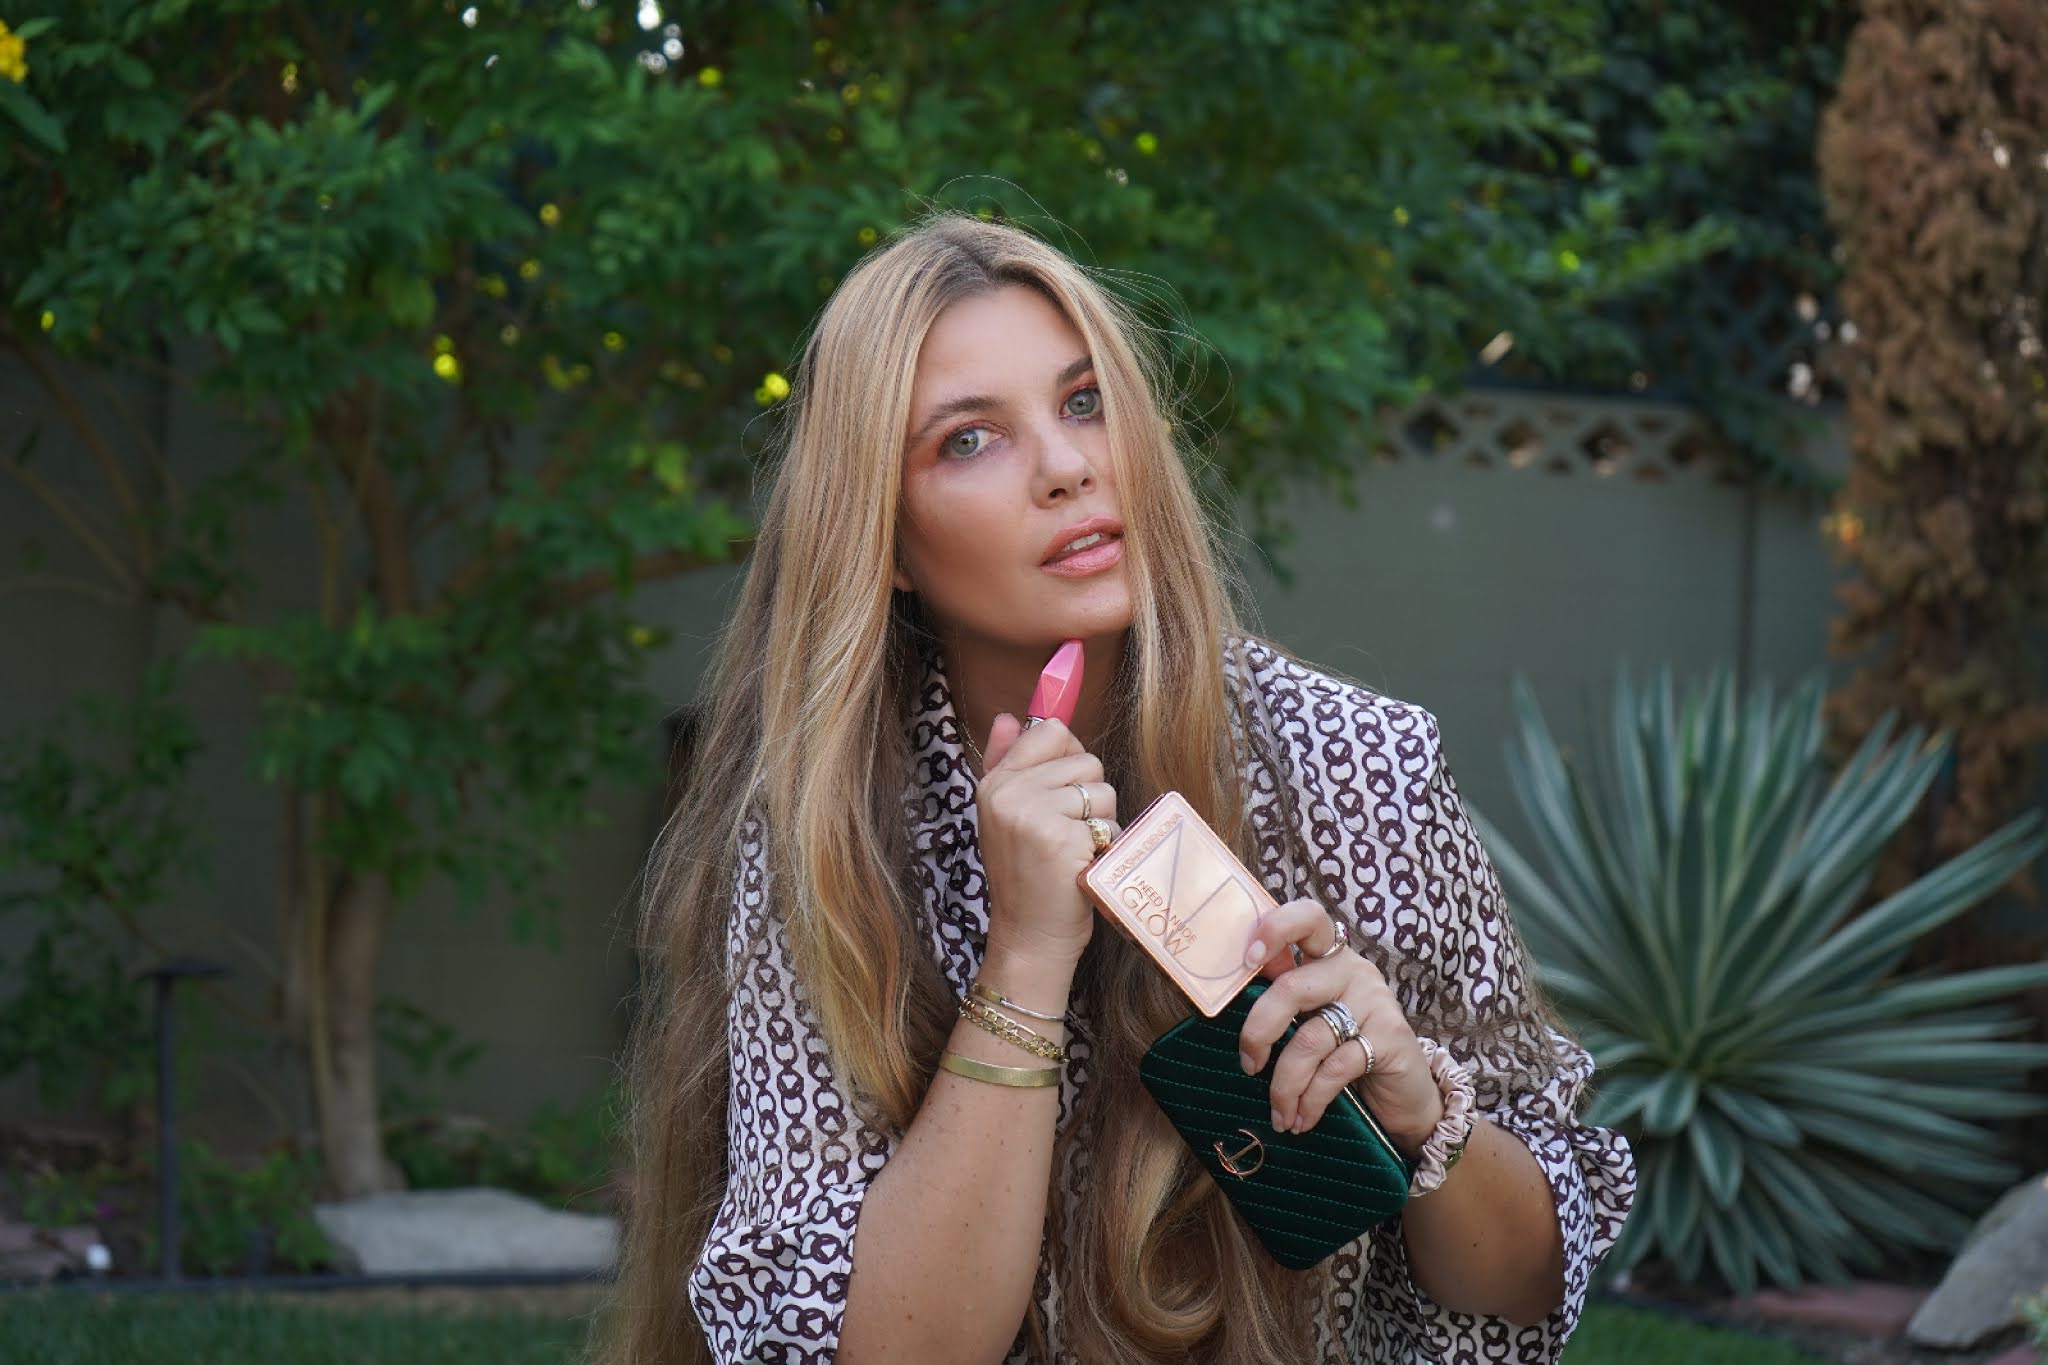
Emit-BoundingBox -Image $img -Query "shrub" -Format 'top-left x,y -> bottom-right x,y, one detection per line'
1476,668 -> 2048,1293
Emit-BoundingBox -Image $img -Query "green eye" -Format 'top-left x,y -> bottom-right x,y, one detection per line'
945,427 -> 989,458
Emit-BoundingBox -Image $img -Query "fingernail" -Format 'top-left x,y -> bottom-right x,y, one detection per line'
1244,939 -> 1267,968
1239,1050 -> 1256,1075
1270,1108 -> 1285,1130
1294,1115 -> 1311,1133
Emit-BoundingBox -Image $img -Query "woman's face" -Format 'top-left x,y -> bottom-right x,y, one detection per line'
895,284 -> 1134,653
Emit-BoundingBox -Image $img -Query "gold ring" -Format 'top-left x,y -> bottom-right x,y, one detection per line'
1071,782 -> 1092,822
1084,817 -> 1114,856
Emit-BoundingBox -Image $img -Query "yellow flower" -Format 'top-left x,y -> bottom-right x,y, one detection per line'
38,309 -> 54,332
281,61 -> 299,94
433,333 -> 455,354
1135,131 -> 1159,157
0,22 -> 28,84
1392,205 -> 1410,227
539,202 -> 561,227
518,258 -> 541,280
758,371 -> 791,401
432,353 -> 461,382
1559,249 -> 1582,273
698,65 -> 722,88
627,624 -> 658,649
479,274 -> 508,298
856,225 -> 877,246
603,330 -> 625,352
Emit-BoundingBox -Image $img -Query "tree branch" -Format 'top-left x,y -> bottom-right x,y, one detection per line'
0,574 -> 134,607
334,382 -> 421,615
13,339 -> 156,565
87,361 -> 186,515
543,540 -> 756,612
0,455 -> 141,594
301,457 -> 345,628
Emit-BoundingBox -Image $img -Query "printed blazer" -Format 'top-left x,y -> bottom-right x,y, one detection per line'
689,637 -> 1636,1363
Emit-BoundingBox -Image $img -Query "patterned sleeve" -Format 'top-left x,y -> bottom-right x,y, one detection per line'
1243,645 -> 1635,1362
1362,752 -> 1636,1361
685,820 -> 895,1364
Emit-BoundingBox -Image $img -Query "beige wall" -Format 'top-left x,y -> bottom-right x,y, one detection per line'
0,363 -> 1843,1138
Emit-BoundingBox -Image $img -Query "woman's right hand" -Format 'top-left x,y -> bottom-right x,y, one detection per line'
974,714 -> 1118,969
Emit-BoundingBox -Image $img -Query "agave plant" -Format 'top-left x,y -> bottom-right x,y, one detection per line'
1472,667 -> 2048,1295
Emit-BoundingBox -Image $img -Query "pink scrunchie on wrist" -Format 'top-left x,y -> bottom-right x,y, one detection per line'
1408,1036 -> 1476,1196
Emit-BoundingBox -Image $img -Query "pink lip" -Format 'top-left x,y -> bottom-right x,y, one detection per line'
1041,516 -> 1125,577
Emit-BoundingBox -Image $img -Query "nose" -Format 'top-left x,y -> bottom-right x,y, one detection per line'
1030,421 -> 1098,505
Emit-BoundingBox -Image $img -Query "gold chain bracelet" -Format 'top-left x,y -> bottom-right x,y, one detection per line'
959,996 -> 1066,1062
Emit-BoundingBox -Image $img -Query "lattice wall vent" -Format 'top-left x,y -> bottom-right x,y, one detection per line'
1371,390 -> 1746,485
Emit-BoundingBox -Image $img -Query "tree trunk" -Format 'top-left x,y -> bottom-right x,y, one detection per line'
317,872 -> 401,1197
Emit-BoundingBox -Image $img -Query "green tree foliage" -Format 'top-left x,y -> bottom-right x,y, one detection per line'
0,667 -> 202,1113
1,0 -> 1770,1194
1554,0 -> 1848,488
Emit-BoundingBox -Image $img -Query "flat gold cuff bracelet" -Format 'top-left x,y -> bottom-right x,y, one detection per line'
939,1052 -> 1061,1088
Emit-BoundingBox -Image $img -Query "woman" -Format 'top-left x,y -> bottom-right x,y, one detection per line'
598,215 -> 1634,1365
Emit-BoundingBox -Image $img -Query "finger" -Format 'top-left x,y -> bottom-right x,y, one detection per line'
1242,899 -> 1339,980
1025,753 -> 1108,795
1078,816 -> 1122,863
1291,1031 -> 1376,1133
1062,780 -> 1118,824
980,712 -> 1025,770
1235,957 -> 1353,1076
988,716 -> 1085,772
1268,1004 -> 1349,1131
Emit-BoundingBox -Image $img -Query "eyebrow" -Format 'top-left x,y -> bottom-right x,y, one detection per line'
906,355 -> 1096,448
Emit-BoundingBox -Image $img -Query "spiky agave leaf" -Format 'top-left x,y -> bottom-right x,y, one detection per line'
1473,667 -> 2048,1295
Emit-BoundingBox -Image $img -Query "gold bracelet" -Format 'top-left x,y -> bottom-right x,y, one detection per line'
959,997 -> 1066,1062
939,1052 -> 1061,1088
968,979 -> 1067,1024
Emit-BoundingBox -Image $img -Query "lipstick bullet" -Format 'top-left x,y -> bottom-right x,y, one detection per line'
1023,639 -> 1085,729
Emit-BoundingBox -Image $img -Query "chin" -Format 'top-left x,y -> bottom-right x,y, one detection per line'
1050,593 -> 1136,644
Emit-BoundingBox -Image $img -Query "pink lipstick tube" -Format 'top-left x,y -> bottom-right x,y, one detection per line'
1023,639 -> 1085,729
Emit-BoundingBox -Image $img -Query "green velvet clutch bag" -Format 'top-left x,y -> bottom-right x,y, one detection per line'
1138,982 -> 1416,1270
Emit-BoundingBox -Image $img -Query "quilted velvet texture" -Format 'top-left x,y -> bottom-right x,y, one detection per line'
1139,982 -> 1414,1270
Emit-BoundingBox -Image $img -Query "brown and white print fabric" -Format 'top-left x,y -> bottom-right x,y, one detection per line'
688,637 -> 1636,1363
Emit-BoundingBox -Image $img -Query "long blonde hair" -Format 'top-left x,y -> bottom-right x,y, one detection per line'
600,215 -> 1382,1363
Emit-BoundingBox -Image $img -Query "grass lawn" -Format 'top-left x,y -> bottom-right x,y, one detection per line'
1571,1301 -> 1819,1363
0,1291 -> 1818,1363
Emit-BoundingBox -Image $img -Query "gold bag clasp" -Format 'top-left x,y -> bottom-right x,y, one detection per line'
1215,1127 -> 1265,1178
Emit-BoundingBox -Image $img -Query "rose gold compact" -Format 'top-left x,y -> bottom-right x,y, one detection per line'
1078,791 -> 1277,1016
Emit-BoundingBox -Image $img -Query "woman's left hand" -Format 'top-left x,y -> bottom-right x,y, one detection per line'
1237,899 -> 1445,1156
